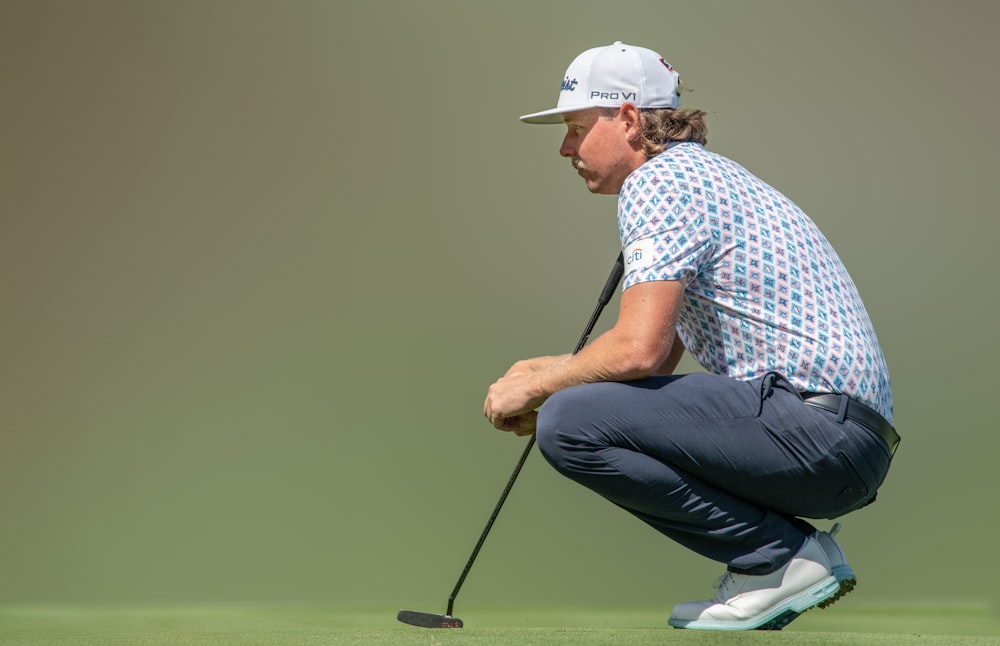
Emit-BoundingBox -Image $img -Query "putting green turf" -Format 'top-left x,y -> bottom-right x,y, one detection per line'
1,604 -> 996,645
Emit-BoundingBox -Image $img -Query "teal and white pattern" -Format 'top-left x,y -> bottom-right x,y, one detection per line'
619,143 -> 893,422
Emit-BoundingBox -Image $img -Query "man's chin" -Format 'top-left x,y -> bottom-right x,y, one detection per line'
584,180 -> 616,195
576,170 -> 615,194
580,176 -> 602,193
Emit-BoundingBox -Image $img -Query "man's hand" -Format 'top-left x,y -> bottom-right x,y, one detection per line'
490,410 -> 538,436
484,369 -> 548,434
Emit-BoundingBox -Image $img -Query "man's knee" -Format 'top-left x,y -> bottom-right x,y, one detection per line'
535,386 -> 599,475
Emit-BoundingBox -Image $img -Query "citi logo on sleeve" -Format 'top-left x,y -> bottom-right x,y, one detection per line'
623,239 -> 652,273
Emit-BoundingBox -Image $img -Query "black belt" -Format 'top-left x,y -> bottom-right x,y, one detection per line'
801,392 -> 900,456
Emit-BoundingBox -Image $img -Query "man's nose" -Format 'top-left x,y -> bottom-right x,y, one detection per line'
560,135 -> 575,158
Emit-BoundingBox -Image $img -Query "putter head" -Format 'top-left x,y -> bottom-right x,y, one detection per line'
397,609 -> 463,628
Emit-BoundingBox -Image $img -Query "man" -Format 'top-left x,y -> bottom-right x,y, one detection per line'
483,42 -> 898,631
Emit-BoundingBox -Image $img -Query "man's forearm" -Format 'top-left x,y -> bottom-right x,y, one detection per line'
506,354 -> 572,377
520,279 -> 684,407
654,334 -> 686,375
534,326 -> 673,398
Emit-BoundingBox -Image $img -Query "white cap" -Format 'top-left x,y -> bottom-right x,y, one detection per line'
520,41 -> 681,124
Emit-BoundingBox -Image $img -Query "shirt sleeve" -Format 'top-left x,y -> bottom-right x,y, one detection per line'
618,165 -> 713,291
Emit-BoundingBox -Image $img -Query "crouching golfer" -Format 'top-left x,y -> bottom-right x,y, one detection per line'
483,42 -> 899,631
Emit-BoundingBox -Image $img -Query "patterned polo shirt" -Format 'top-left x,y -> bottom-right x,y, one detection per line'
619,142 -> 893,423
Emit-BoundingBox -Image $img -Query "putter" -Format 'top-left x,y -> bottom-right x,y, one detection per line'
398,252 -> 625,629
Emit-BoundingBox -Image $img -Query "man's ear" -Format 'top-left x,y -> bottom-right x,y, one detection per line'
619,103 -> 643,147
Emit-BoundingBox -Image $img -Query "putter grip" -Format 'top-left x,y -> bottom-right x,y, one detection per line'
574,253 -> 625,355
599,252 -> 625,306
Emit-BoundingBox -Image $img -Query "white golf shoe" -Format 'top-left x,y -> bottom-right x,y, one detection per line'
813,522 -> 857,608
668,536 -> 839,630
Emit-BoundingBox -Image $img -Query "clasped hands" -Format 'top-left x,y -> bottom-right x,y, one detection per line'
483,356 -> 562,436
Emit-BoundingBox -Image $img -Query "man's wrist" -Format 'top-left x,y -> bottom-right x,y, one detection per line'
531,368 -> 553,402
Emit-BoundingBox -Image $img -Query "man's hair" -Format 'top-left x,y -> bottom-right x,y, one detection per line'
637,108 -> 708,154
600,106 -> 709,154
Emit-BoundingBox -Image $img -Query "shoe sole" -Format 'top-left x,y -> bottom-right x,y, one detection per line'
668,575 -> 840,631
818,565 -> 856,610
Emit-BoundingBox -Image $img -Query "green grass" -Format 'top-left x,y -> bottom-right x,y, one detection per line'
1,604 -> 997,645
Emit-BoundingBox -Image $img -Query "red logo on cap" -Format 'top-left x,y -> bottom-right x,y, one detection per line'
659,58 -> 674,72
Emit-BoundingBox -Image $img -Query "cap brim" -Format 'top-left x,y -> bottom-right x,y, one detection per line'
519,106 -> 576,124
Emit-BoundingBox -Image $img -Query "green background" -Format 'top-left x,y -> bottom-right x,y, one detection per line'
2,0 -> 997,621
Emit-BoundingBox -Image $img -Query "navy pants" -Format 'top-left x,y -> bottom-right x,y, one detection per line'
535,372 -> 893,575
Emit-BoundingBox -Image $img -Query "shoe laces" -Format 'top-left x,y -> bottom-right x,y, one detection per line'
713,571 -> 740,599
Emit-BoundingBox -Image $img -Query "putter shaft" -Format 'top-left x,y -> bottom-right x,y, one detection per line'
444,253 -> 625,619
